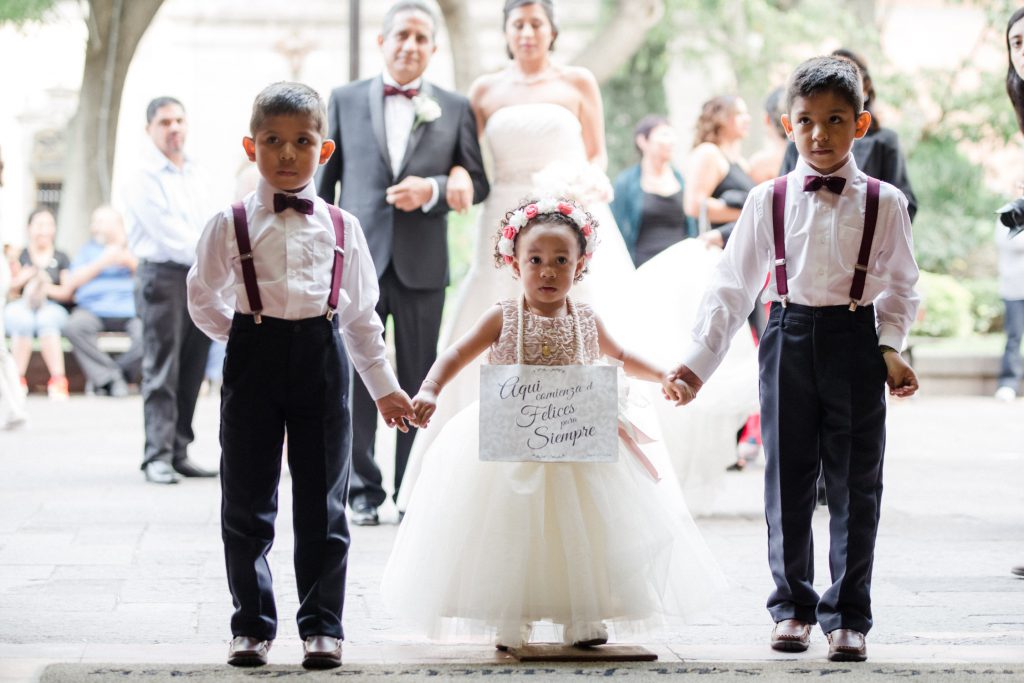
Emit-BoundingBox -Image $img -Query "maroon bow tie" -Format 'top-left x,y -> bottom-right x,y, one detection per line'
383,84 -> 418,99
273,193 -> 314,215
803,175 -> 846,194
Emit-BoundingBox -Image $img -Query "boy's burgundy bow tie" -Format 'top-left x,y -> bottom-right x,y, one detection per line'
383,84 -> 418,98
803,175 -> 846,194
273,193 -> 314,215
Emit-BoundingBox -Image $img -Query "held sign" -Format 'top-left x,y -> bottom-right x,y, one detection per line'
479,364 -> 618,462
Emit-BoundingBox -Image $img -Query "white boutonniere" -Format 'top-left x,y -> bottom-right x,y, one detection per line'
412,94 -> 442,130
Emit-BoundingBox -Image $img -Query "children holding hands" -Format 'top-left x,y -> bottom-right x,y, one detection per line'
672,56 -> 920,662
383,198 -> 721,650
187,82 -> 414,669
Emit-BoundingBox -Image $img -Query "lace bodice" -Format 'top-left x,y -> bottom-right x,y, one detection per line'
488,298 -> 601,366
484,103 -> 587,186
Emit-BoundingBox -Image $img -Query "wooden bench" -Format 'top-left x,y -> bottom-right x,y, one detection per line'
23,333 -> 132,394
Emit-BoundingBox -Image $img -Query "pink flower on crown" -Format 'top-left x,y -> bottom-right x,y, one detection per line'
557,202 -> 574,216
524,204 -> 539,219
581,223 -> 593,237
503,254 -> 515,264
502,225 -> 517,240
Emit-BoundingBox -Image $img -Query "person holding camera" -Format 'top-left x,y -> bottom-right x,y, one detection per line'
1003,7 -> 1024,579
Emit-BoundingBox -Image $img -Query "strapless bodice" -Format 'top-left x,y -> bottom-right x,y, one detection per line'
484,103 -> 587,185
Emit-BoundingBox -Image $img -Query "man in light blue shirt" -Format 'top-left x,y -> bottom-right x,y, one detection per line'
64,206 -> 142,397
122,97 -> 216,484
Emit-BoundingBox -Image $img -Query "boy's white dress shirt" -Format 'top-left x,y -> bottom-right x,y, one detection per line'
683,156 -> 920,382
123,139 -> 216,266
186,178 -> 399,400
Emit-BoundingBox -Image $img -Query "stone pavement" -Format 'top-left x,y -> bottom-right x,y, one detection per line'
0,393 -> 1022,681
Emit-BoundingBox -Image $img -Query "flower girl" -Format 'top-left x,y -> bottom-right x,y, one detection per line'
381,198 -> 725,649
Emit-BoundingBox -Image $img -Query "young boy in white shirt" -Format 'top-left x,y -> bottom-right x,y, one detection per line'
672,56 -> 920,662
187,82 -> 414,669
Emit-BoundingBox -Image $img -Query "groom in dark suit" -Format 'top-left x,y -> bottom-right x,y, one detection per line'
317,0 -> 488,526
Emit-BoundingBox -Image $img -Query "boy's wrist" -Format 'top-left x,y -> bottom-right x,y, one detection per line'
879,345 -> 899,356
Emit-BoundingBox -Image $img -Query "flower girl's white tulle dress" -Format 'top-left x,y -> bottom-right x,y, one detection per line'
381,298 -> 726,646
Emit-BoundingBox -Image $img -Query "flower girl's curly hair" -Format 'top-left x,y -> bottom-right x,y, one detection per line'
493,197 -> 599,282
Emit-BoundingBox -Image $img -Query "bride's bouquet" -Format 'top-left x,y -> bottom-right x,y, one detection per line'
530,160 -> 613,206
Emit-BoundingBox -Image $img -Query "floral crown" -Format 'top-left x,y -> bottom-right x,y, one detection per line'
495,197 -> 599,266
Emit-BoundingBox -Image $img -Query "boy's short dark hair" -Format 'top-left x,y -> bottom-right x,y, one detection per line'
146,96 -> 184,124
249,82 -> 327,137
785,56 -> 863,115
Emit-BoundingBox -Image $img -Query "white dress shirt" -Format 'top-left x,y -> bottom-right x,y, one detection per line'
122,139 -> 215,266
186,179 -> 400,400
683,155 -> 920,382
381,73 -> 438,211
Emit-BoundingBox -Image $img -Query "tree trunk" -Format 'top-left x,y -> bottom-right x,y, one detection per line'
59,0 -> 164,249
574,0 -> 664,85
436,0 -> 479,93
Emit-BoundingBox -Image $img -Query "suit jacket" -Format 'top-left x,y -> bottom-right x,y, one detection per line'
316,76 -> 489,290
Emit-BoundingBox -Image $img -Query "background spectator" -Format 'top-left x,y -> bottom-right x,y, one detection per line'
611,115 -> 691,267
64,205 -> 142,397
3,207 -> 73,399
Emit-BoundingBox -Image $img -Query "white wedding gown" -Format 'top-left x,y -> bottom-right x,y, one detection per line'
618,240 -> 760,514
397,103 -> 637,508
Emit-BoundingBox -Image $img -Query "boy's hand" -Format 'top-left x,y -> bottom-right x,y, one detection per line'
446,166 -> 473,213
375,390 -> 415,432
411,383 -> 439,428
386,176 -> 433,211
667,363 -> 704,406
884,350 -> 919,398
661,374 -> 696,405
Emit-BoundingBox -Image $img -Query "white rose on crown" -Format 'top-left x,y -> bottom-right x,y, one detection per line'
412,94 -> 442,129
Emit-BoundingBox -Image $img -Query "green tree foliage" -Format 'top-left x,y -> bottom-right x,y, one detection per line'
602,32 -> 671,176
0,0 -> 59,24
908,134 -> 1000,279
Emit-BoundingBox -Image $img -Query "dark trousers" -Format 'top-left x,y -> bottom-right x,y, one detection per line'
350,266 -> 444,508
64,309 -> 143,387
136,261 -> 211,467
998,298 -> 1024,392
220,314 -> 352,640
759,302 -> 887,634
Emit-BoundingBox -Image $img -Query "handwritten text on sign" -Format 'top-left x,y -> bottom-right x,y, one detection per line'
479,364 -> 618,462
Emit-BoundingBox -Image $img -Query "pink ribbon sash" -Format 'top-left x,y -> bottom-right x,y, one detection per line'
617,418 -> 660,482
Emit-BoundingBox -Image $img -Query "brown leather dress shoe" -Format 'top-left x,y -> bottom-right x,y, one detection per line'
826,628 -> 867,662
302,635 -> 342,669
770,619 -> 811,652
227,636 -> 271,667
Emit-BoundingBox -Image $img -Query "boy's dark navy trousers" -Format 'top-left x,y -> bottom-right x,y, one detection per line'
759,301 -> 887,635
219,313 -> 352,641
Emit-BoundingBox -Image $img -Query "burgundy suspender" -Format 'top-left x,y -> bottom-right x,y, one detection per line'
326,205 -> 346,321
771,178 -> 789,306
231,202 -> 263,324
231,201 -> 347,324
849,177 -> 880,311
770,176 -> 882,311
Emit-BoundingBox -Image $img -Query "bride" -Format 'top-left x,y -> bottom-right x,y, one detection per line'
397,0 -> 637,507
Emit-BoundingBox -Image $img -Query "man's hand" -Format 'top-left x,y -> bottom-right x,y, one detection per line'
884,351 -> 919,398
386,176 -> 434,212
667,363 -> 704,406
446,166 -> 473,214
375,390 -> 415,432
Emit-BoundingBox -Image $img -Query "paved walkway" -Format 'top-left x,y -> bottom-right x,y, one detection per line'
0,393 -> 1022,681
